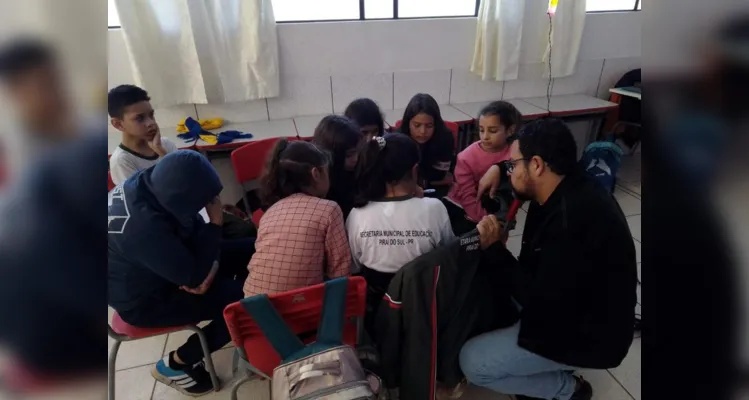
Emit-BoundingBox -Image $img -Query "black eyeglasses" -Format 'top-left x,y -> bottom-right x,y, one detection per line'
502,158 -> 529,173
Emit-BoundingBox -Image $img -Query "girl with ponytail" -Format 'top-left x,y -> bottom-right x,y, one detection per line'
243,139 -> 351,297
346,133 -> 455,337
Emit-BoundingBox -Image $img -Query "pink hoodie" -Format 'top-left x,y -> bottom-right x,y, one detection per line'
447,142 -> 511,222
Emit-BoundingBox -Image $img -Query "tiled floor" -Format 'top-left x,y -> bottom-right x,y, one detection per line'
110,155 -> 642,400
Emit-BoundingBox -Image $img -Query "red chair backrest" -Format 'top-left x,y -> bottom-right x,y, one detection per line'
223,276 -> 366,377
394,120 -> 459,147
230,137 -> 299,184
107,171 -> 115,191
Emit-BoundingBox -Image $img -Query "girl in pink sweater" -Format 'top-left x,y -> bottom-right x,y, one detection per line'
446,101 -> 521,224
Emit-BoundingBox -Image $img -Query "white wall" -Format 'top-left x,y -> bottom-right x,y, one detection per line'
108,8 -> 641,127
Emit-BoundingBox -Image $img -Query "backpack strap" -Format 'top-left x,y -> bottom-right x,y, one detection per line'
316,277 -> 349,345
240,294 -> 305,360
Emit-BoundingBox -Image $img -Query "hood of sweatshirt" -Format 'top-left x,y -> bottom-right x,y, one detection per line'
141,150 -> 223,228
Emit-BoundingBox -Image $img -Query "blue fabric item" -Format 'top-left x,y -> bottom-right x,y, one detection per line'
216,130 -> 253,145
176,117 -> 253,145
155,359 -> 188,378
108,150 -> 224,312
241,277 -> 350,363
176,117 -> 209,143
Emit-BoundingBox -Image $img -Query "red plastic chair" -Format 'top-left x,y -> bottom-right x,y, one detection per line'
107,171 -> 115,192
108,312 -> 220,399
394,119 -> 459,148
223,276 -> 367,400
230,137 -> 298,215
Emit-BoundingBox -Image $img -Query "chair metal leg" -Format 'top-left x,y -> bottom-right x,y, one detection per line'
108,339 -> 122,400
185,325 -> 221,391
230,374 -> 254,400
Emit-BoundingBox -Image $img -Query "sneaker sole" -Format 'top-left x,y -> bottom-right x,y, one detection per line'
151,365 -> 215,397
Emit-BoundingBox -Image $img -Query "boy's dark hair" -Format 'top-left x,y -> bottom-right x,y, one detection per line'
107,85 -> 151,119
399,93 -> 451,141
0,38 -> 57,83
508,118 -> 578,176
354,133 -> 420,207
312,115 -> 363,170
260,139 -> 330,207
344,98 -> 385,137
478,101 -> 522,130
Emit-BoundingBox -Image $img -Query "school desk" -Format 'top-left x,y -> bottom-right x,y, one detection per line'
520,94 -> 619,146
382,104 -> 474,129
292,113 -> 334,140
603,87 -> 641,136
451,99 -> 548,121
194,119 -> 297,152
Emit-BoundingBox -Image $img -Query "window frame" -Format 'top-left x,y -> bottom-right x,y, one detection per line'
108,0 -> 641,28
586,0 -> 641,14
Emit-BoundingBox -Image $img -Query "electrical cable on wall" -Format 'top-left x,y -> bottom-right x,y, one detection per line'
545,0 -> 555,116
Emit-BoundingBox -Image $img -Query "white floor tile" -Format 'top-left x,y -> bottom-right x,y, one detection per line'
614,190 -> 641,217
461,384 -> 512,400
112,334 -> 168,371
152,347 -> 270,400
608,339 -> 641,400
626,215 -> 641,242
633,240 -> 641,263
510,209 -> 527,237
506,236 -> 522,258
577,368 -> 634,400
114,363 -> 156,400
620,180 -> 641,196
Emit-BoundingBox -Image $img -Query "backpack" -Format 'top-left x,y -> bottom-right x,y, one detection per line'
580,141 -> 624,193
241,278 -> 383,400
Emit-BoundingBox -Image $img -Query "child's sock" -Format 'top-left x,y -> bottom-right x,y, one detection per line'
167,351 -> 186,370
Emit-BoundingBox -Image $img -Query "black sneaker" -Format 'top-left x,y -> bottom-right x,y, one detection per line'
151,355 -> 215,397
514,375 -> 591,400
569,376 -> 592,400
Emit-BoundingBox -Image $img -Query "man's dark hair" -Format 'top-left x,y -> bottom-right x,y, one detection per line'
107,85 -> 151,119
509,118 -> 578,175
0,38 -> 57,83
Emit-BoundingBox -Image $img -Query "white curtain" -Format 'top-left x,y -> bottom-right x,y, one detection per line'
470,0 -> 526,81
114,0 -> 279,107
543,0 -> 586,78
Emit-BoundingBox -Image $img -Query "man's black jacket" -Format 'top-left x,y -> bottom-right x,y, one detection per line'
376,230 -> 519,400
511,168 -> 637,369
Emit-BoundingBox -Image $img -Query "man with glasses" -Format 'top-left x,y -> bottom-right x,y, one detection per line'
459,118 -> 637,400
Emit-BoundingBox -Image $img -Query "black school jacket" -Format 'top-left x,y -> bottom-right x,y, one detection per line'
512,168 -> 638,369
376,231 -> 519,400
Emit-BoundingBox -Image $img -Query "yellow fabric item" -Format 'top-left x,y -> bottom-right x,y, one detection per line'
199,133 -> 218,145
176,117 -> 224,133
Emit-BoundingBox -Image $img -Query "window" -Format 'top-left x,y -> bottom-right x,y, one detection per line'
586,0 -> 640,12
271,0 -> 479,22
108,0 -> 120,27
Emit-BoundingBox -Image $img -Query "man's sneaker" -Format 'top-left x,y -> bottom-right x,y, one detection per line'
568,376 -> 592,400
514,375 -> 592,400
151,356 -> 215,397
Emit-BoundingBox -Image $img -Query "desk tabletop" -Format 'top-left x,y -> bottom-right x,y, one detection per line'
452,99 -> 549,120
293,114 -> 333,139
383,104 -> 473,128
195,119 -> 297,151
609,87 -> 641,100
521,94 -> 618,116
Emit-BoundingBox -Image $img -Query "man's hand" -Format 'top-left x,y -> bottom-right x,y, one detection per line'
477,214 -> 503,250
147,131 -> 168,157
205,196 -> 224,226
477,164 -> 501,200
180,261 -> 219,295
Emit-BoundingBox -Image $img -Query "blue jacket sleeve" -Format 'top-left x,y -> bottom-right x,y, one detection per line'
126,219 -> 222,288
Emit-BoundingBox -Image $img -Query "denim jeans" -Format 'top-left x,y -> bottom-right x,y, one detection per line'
459,321 -> 577,400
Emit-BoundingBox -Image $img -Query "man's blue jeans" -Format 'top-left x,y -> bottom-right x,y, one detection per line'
459,321 -> 577,400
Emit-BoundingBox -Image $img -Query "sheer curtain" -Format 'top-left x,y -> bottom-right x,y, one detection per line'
114,0 -> 279,107
543,0 -> 586,78
471,0 -> 526,81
